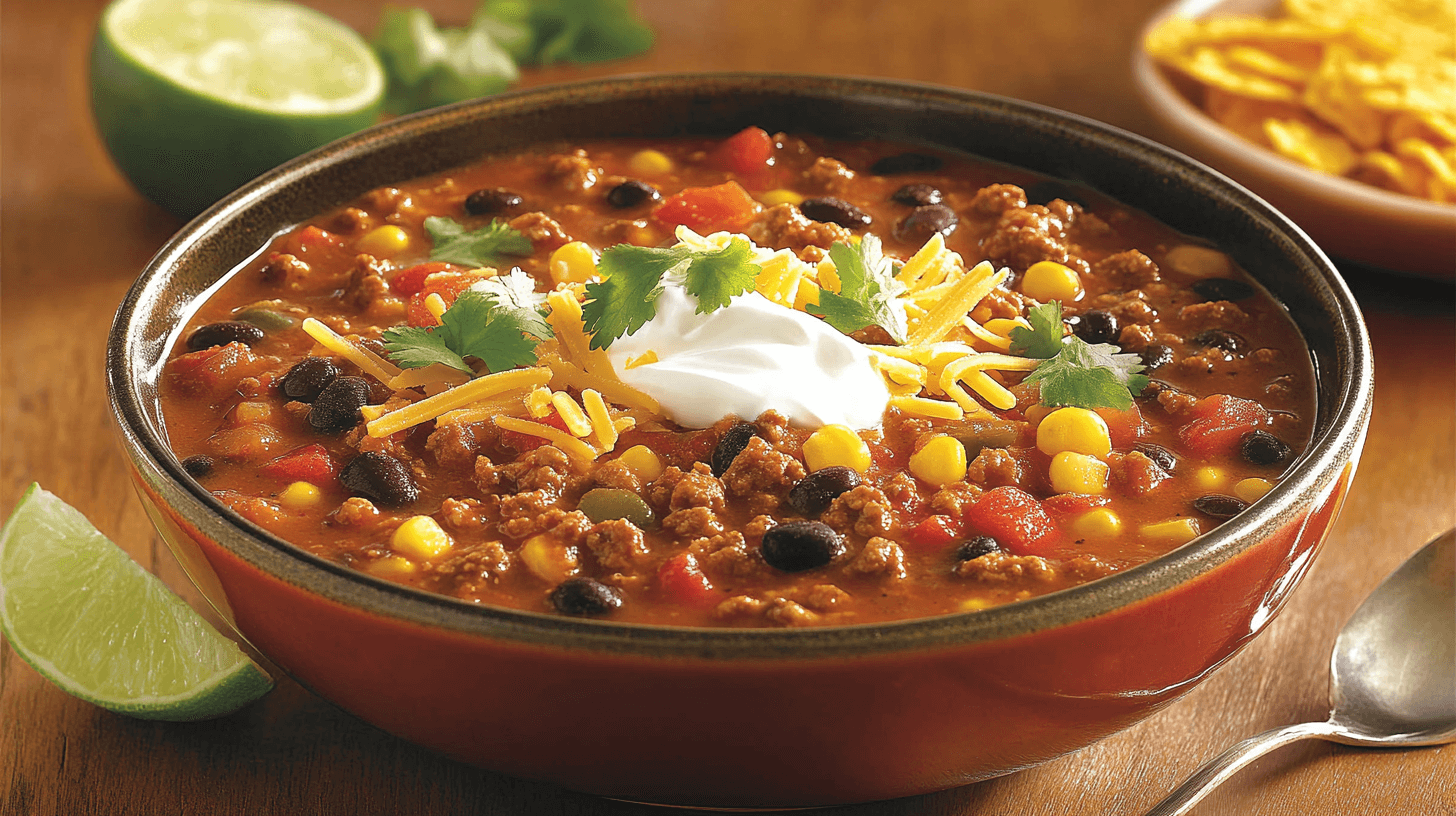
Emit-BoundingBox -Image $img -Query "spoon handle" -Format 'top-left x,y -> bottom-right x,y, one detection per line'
1143,719 -> 1342,816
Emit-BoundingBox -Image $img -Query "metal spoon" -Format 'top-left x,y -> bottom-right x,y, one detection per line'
1147,528 -> 1456,816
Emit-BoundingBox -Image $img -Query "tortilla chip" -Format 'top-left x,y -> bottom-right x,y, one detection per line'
1264,118 -> 1360,174
1303,45 -> 1388,149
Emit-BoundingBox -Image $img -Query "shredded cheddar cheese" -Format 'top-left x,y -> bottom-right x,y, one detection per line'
301,318 -> 401,383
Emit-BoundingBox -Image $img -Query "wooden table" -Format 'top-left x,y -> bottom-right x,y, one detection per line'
2,1 -> 1452,813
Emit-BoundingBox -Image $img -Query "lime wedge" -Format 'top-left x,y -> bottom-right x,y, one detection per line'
0,485 -> 272,721
90,0 -> 385,219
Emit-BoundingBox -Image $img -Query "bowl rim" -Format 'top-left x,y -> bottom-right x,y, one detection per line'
1131,0 -> 1456,221
108,72 -> 1374,661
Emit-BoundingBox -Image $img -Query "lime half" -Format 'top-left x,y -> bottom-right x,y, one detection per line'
90,0 -> 385,219
0,485 -> 272,721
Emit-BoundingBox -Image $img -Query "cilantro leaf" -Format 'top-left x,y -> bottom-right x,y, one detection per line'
675,237 -> 760,314
479,0 -> 655,66
471,269 -> 551,339
383,289 -> 545,375
1009,301 -> 1066,359
809,236 -> 908,343
425,217 -> 533,268
372,7 -> 522,115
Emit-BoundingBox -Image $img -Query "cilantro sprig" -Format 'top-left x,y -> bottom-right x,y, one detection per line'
581,238 -> 761,349
425,217 -> 533,267
1009,302 -> 1149,410
808,236 -> 909,344
382,271 -> 551,375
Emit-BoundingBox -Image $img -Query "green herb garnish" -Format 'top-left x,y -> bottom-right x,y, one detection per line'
425,217 -> 533,267
1010,301 -> 1149,410
382,278 -> 550,375
481,0 -> 655,66
581,238 -> 761,349
372,7 -> 522,115
808,236 -> 909,344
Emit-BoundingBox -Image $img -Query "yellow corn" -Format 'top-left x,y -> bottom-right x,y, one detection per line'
519,533 -> 579,583
803,424 -> 872,474
391,515 -> 453,561
1235,477 -> 1274,503
367,555 -> 417,578
1049,451 -> 1108,495
357,225 -> 410,258
958,597 -> 996,611
1021,260 -> 1084,303
1194,466 -> 1226,490
617,444 -> 664,482
549,241 -> 598,285
1036,407 -> 1112,457
1073,508 -> 1122,540
760,189 -> 804,207
551,391 -> 593,437
908,435 -> 968,486
1141,518 -> 1201,546
278,481 -> 321,509
629,149 -> 673,176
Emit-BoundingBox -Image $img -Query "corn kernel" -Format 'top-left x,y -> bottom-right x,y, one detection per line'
628,149 -> 673,176
803,424 -> 872,474
1022,260 -> 1084,303
519,533 -> 579,583
1163,245 -> 1231,279
759,189 -> 804,207
1036,407 -> 1112,457
1049,452 -> 1109,495
391,515 -> 453,561
1194,466 -> 1226,490
367,555 -> 417,578
1024,403 -> 1055,426
549,241 -> 598,284
1141,518 -> 1201,546
357,225 -> 410,258
1235,477 -> 1274,502
278,481 -> 321,509
617,445 -> 664,483
909,435 -> 968,487
1074,508 -> 1122,540
959,597 -> 996,611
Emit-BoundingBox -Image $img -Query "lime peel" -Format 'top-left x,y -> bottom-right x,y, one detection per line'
0,484 -> 273,721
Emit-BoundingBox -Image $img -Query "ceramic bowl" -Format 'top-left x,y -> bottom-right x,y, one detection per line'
108,74 -> 1372,808
1133,0 -> 1456,279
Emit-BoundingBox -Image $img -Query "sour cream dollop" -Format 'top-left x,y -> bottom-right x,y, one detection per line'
606,283 -> 890,430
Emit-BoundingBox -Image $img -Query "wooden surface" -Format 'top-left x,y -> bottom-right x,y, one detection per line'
2,1 -> 1452,813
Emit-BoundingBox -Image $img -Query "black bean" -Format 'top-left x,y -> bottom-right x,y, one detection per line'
279,357 -> 341,403
1190,278 -> 1255,302
308,376 -> 371,434
1025,180 -> 1086,207
1132,443 -> 1178,473
760,521 -> 845,572
955,535 -> 1000,562
181,455 -> 215,478
463,187 -> 523,216
186,321 -> 265,351
891,183 -> 942,207
1240,430 -> 1292,466
1193,328 -> 1248,354
606,179 -> 660,209
787,466 -> 863,516
1193,494 -> 1248,519
340,452 -> 419,508
550,576 -> 623,616
800,197 -> 872,229
894,204 -> 958,243
1067,310 -> 1120,345
710,421 -> 758,477
871,153 -> 943,175
1141,343 -> 1174,370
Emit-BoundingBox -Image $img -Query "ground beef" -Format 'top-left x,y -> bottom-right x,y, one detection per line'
500,507 -> 591,545
1117,323 -> 1157,352
754,410 -> 792,445
497,490 -> 559,524
765,598 -> 820,626
439,497 -> 490,533
954,551 -> 1058,582
545,150 -> 598,191
662,506 -> 725,540
802,157 -> 856,194
967,183 -> 1027,218
426,421 -> 498,472
796,583 -> 851,612
258,252 -> 311,289
980,204 -> 1079,272
975,285 -> 1038,320
966,448 -> 1024,489
1091,250 -> 1161,288
745,203 -> 853,253
1252,348 -> 1282,365
584,519 -> 650,571
715,594 -> 768,620
928,481 -> 984,516
508,211 -> 571,252
1178,300 -> 1250,329
590,459 -> 643,493
1109,451 -> 1168,495
721,436 -> 806,514
1157,388 -> 1198,415
880,472 -> 920,511
431,540 -> 511,584
474,445 -> 572,499
329,497 -> 380,527
694,532 -> 764,579
330,207 -> 369,235
847,537 -> 907,579
821,485 -> 893,538
647,463 -> 726,513
361,186 -> 403,214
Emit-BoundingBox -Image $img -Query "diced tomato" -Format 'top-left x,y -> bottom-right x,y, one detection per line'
283,225 -> 347,262
389,262 -> 457,297
905,514 -> 965,553
1096,404 -> 1145,448
499,412 -> 570,452
1178,394 -> 1269,456
965,486 -> 1059,557
656,553 -> 718,607
653,181 -> 761,232
406,269 -> 488,326
1042,492 -> 1112,519
710,127 -> 774,173
259,443 -> 338,486
164,342 -> 265,399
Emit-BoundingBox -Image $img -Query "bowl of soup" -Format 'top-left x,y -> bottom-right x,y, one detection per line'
108,73 -> 1371,808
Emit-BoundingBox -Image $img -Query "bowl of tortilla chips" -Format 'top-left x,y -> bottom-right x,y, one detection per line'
1134,0 -> 1456,278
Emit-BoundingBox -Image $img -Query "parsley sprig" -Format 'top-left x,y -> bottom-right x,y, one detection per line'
382,270 -> 551,375
425,217 -> 533,267
581,238 -> 761,349
809,236 -> 909,344
1010,302 -> 1148,410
